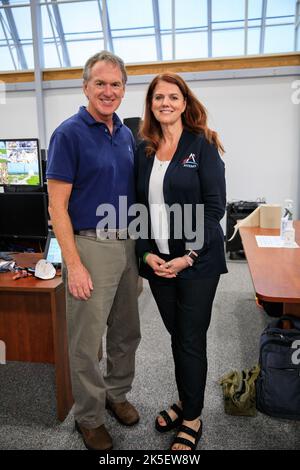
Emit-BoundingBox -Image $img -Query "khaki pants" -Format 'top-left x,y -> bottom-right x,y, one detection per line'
64,236 -> 140,428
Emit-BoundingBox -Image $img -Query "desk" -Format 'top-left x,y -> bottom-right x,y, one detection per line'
0,253 -> 73,421
240,221 -> 300,317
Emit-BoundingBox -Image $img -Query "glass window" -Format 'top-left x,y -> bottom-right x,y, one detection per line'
248,0 -> 263,19
159,0 -> 172,30
212,0 -> 245,22
7,0 -> 29,4
161,33 -> 172,60
10,6 -> 32,40
266,0 -> 295,18
266,17 -> 295,26
213,20 -> 244,30
0,46 -> 15,71
67,39 -> 105,66
0,5 -> 32,70
112,27 -> 154,38
22,43 -> 34,69
176,0 -> 207,28
247,18 -> 261,27
41,5 -> 55,39
247,27 -> 260,54
176,32 -> 208,59
264,25 -> 294,53
107,0 -> 153,30
212,29 -> 244,57
59,1 -> 102,35
43,43 -> 63,69
113,36 -> 157,63
0,23 -> 5,41
0,0 -> 298,71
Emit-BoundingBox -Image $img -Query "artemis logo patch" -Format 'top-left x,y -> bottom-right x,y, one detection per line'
181,153 -> 198,168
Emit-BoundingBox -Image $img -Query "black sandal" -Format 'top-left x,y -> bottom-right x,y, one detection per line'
170,421 -> 202,451
155,403 -> 183,433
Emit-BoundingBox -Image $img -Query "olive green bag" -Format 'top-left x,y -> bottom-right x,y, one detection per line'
219,364 -> 260,417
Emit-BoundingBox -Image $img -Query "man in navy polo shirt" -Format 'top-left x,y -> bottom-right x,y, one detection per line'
47,51 -> 141,451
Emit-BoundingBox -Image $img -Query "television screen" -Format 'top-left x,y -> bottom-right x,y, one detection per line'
44,231 -> 62,266
0,138 -> 41,187
0,192 -> 48,239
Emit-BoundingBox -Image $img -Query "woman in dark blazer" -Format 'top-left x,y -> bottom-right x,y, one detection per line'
135,73 -> 227,450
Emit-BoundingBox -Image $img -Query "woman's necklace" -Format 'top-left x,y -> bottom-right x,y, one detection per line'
156,158 -> 170,169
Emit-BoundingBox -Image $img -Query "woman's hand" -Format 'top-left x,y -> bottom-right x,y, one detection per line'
160,256 -> 190,276
145,253 -> 176,278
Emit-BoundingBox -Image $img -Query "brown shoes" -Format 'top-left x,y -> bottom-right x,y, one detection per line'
75,420 -> 113,451
106,399 -> 140,426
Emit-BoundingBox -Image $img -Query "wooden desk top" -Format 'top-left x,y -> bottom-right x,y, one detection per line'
0,253 -> 63,292
240,221 -> 300,303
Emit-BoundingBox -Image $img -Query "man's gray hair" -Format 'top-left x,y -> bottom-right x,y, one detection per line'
83,50 -> 127,84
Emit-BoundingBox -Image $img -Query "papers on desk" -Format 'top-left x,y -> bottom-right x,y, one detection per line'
0,259 -> 15,272
255,236 -> 299,248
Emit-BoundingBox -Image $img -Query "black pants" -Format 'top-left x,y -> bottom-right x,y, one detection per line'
149,275 -> 220,420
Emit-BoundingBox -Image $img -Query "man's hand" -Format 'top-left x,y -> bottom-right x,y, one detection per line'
67,262 -> 94,300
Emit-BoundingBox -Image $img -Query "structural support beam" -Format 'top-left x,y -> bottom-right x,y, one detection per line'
99,0 -> 113,52
171,0 -> 175,60
2,0 -> 27,69
1,53 -> 300,86
0,10 -> 17,69
30,0 -> 47,150
207,0 -> 212,58
295,0 -> 300,51
259,0 -> 267,54
244,0 -> 249,55
51,0 -> 71,67
45,2 -> 62,67
152,0 -> 162,61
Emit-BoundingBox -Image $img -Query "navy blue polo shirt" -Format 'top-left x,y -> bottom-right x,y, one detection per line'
46,106 -> 136,230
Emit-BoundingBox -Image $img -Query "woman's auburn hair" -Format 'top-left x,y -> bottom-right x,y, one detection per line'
139,72 -> 224,156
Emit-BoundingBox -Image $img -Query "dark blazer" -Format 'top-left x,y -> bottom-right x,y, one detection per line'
135,129 -> 228,280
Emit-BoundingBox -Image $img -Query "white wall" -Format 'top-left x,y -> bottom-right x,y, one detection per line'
0,90 -> 38,138
1,75 -> 299,219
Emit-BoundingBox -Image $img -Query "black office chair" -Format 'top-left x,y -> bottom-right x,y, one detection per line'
123,117 -> 142,145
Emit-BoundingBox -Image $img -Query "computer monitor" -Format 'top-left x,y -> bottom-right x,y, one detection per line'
0,138 -> 42,189
44,230 -> 62,266
0,192 -> 48,239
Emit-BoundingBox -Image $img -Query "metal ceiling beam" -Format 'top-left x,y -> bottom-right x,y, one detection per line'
152,0 -> 162,61
207,0 -> 212,57
0,9 -> 17,69
295,0 -> 300,50
30,0 -> 46,149
99,0 -> 113,52
171,0 -> 175,59
259,0 -> 267,54
45,2 -> 62,66
2,0 -> 27,69
244,0 -> 249,55
50,0 -> 70,67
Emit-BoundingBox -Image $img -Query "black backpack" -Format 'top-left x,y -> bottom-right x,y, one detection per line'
256,315 -> 300,420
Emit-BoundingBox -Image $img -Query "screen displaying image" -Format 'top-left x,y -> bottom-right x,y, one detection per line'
46,237 -> 62,265
0,139 -> 41,186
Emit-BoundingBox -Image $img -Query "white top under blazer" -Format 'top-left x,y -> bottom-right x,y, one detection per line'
148,156 -> 170,254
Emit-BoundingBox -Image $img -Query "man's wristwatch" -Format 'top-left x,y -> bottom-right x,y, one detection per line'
186,250 -> 198,262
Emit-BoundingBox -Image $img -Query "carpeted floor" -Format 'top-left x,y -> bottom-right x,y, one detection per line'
0,260 -> 299,450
